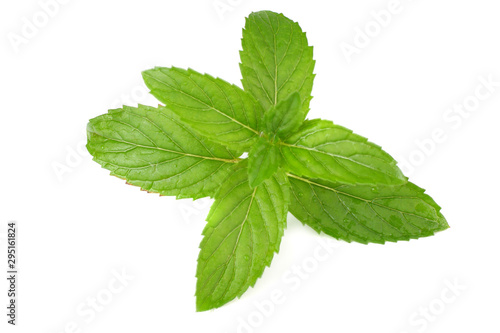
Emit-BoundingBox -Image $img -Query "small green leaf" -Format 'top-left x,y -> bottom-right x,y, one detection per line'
263,92 -> 304,139
86,105 -> 239,199
142,67 -> 263,151
248,137 -> 281,187
288,174 -> 449,244
279,119 -> 407,186
240,11 -> 315,116
196,161 -> 289,311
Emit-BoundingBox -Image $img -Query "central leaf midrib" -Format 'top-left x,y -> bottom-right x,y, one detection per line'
287,174 -> 438,223
144,72 -> 260,135
93,132 -> 240,163
200,186 -> 258,304
280,141 -> 389,176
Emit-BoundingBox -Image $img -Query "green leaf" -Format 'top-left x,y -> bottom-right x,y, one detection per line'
288,174 -> 449,244
86,105 -> 240,200
142,67 -> 263,151
240,11 -> 315,116
279,119 -> 407,186
263,92 -> 304,139
196,161 -> 289,311
248,137 -> 281,187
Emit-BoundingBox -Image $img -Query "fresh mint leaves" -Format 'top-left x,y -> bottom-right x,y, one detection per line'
87,10 -> 449,312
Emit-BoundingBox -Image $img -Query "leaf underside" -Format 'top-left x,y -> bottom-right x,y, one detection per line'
196,161 -> 289,311
288,174 -> 449,244
280,119 -> 407,186
142,67 -> 263,152
86,105 -> 239,199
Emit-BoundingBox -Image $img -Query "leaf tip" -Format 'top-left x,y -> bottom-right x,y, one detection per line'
195,298 -> 213,312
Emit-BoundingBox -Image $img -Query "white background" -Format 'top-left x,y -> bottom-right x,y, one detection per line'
1,0 -> 499,332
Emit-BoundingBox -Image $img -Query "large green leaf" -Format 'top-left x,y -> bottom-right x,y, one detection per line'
279,119 -> 407,186
142,67 -> 263,151
288,174 -> 449,244
196,161 -> 289,311
240,11 -> 315,115
247,137 -> 281,187
86,105 -> 239,199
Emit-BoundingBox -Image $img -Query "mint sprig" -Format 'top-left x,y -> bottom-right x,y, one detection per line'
86,10 -> 449,311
